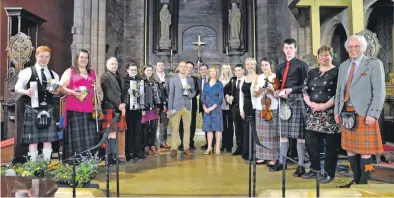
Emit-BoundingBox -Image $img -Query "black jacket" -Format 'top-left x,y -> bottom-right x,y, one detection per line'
101,70 -> 127,112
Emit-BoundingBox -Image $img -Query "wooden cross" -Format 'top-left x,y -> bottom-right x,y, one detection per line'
193,35 -> 205,58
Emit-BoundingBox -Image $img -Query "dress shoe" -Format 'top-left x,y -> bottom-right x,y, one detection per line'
337,180 -> 355,188
232,150 -> 242,156
184,149 -> 194,156
126,153 -> 134,162
160,144 -> 170,149
138,151 -> 146,159
269,162 -> 286,171
302,170 -> 317,179
178,145 -> 184,151
320,173 -> 334,184
293,165 -> 306,177
170,149 -> 177,157
201,144 -> 208,150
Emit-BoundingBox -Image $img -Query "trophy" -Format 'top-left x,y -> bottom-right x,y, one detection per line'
182,83 -> 191,96
45,78 -> 60,92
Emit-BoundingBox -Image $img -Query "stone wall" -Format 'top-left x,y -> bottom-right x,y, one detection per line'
124,0 -> 145,68
106,0 -> 125,72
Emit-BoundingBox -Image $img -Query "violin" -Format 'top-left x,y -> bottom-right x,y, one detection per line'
257,76 -> 280,121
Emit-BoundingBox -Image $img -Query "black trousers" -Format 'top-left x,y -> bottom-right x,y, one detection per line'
305,130 -> 341,177
180,107 -> 197,147
242,113 -> 255,160
142,119 -> 158,147
222,110 -> 234,150
232,107 -> 244,151
125,110 -> 142,155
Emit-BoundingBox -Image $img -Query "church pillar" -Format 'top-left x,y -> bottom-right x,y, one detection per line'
348,0 -> 364,34
97,0 -> 106,77
310,6 -> 320,56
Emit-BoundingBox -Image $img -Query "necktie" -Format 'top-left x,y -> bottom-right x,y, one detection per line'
280,61 -> 290,90
344,62 -> 356,102
41,68 -> 47,87
236,80 -> 241,89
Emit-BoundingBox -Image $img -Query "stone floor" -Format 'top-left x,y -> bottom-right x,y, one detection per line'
88,135 -> 388,197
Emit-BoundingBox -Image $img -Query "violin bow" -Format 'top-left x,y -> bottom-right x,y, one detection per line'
92,81 -> 100,133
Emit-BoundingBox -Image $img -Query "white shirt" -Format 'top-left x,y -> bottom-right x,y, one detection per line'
157,72 -> 165,82
251,73 -> 279,110
201,76 -> 208,92
15,63 -> 60,91
179,74 -> 187,87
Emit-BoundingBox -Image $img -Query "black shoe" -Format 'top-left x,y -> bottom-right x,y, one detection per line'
189,145 -> 196,150
138,151 -> 146,160
269,163 -> 286,171
302,170 -> 317,179
337,180 -> 355,188
201,144 -> 208,150
224,148 -> 232,153
126,153 -> 134,161
178,145 -> 184,151
293,165 -> 306,177
232,149 -> 242,156
320,173 -> 334,184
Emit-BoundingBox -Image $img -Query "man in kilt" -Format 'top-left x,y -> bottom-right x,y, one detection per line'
334,35 -> 385,185
15,46 -> 60,162
273,38 -> 308,177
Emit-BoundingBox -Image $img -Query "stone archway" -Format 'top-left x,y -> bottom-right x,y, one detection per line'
331,23 -> 348,64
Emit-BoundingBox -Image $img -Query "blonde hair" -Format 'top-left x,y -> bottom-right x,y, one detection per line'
208,67 -> 219,81
35,46 -> 51,56
219,64 -> 233,81
244,58 -> 257,69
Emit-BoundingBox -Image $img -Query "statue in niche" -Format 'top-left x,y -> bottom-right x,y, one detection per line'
159,4 -> 171,49
229,3 -> 241,48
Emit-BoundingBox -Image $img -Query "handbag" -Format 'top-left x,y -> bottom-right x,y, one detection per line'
340,111 -> 356,129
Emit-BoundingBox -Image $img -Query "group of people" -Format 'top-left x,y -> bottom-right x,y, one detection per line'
16,33 -> 385,187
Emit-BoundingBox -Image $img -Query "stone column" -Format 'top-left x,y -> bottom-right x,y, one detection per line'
124,0 -> 145,67
71,0 -> 106,82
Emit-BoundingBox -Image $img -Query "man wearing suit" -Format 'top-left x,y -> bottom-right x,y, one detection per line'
334,35 -> 385,186
155,60 -> 171,150
179,61 -> 199,150
168,61 -> 196,156
224,64 -> 245,155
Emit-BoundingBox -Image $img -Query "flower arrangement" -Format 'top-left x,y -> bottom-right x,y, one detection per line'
0,153 -> 100,188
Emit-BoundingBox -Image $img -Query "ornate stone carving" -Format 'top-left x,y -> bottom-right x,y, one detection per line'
302,53 -> 318,70
6,32 -> 34,74
356,29 -> 381,58
159,4 -> 171,49
229,3 -> 241,48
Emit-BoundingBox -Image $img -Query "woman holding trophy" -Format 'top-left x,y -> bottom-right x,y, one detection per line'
59,49 -> 100,160
141,65 -> 161,155
15,46 -> 60,162
101,57 -> 127,164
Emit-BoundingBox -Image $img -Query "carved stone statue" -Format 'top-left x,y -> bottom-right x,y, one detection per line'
159,4 -> 171,49
229,3 -> 241,48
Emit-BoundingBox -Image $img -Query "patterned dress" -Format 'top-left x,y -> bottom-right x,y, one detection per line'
302,67 -> 340,134
202,81 -> 224,132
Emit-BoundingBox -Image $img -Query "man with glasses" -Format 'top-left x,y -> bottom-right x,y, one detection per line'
334,35 -> 385,186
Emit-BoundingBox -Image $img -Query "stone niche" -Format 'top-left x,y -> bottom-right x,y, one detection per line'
183,26 -> 217,51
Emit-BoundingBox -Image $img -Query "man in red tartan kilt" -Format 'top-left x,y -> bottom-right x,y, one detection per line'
334,35 -> 385,185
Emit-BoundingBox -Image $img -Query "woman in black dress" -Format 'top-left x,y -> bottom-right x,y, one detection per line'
239,58 -> 258,161
302,46 -> 340,183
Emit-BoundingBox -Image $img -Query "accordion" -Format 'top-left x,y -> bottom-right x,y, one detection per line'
145,81 -> 167,110
128,79 -> 145,110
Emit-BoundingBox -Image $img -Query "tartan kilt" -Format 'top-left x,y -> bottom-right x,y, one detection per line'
102,109 -> 126,131
63,111 -> 99,159
341,113 -> 384,155
279,93 -> 306,139
22,105 -> 58,144
255,110 -> 280,160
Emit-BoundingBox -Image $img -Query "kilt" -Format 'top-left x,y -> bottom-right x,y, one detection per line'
22,105 -> 58,144
102,109 -> 126,131
64,111 -> 99,159
279,93 -> 305,139
341,105 -> 384,155
255,110 -> 279,160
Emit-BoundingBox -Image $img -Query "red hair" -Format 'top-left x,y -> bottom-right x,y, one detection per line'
35,46 -> 51,56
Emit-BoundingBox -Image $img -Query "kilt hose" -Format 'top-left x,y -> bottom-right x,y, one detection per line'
102,109 -> 127,131
279,93 -> 306,139
63,110 -> 99,159
255,110 -> 280,160
341,105 -> 384,155
22,105 -> 58,144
